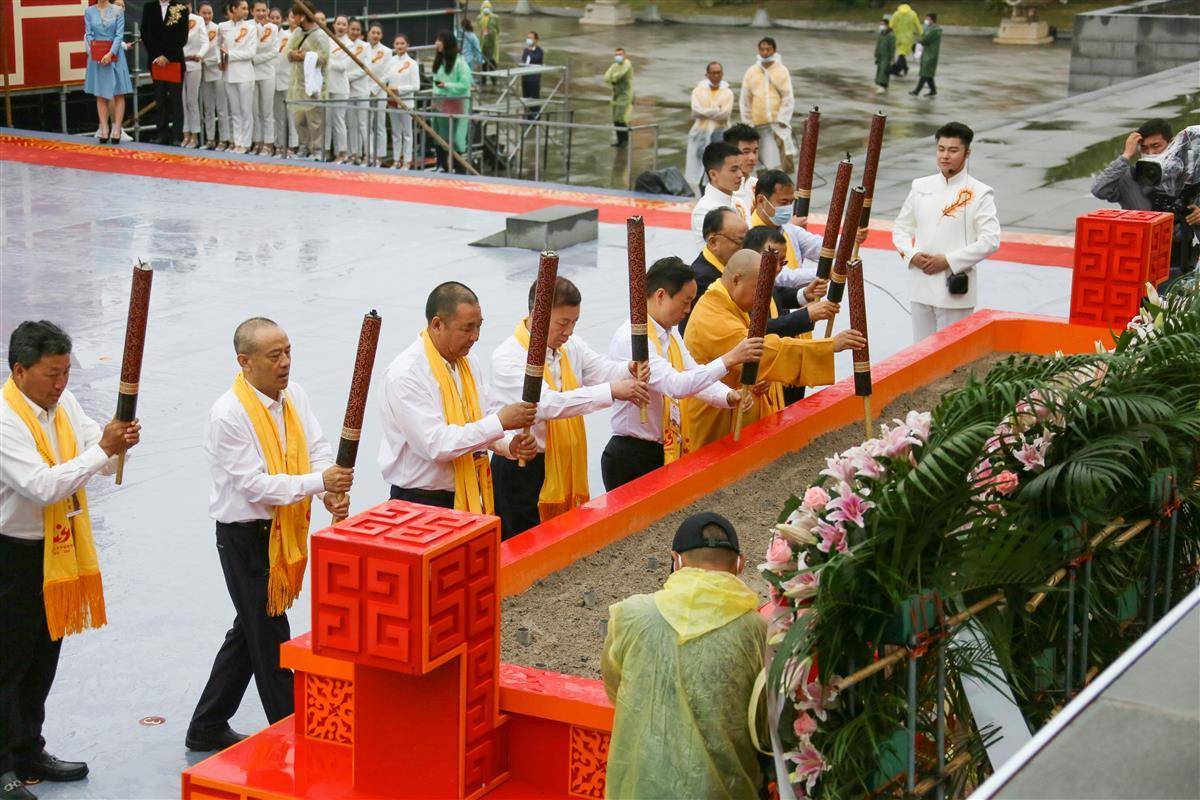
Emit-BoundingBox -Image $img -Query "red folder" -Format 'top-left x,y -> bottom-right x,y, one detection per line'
90,40 -> 113,62
151,61 -> 182,83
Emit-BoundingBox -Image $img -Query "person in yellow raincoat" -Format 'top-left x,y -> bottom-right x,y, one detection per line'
889,3 -> 922,77
682,249 -> 865,450
602,512 -> 767,800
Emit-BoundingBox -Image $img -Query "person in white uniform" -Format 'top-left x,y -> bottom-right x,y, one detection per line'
0,321 -> 140,797
323,15 -> 351,163
198,3 -> 222,147
181,2 -> 211,148
270,8 -> 297,157
603,258 -> 761,491
685,62 -> 733,190
890,122 -> 1002,342
219,0 -> 256,153
343,19 -> 369,164
248,0 -> 277,155
385,33 -> 420,170
691,141 -> 750,245
362,23 -> 392,167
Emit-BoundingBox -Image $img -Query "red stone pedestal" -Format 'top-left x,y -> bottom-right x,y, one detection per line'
1069,209 -> 1173,329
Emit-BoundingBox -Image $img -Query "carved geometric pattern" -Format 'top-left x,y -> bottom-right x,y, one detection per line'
1070,210 -> 1173,329
304,674 -> 354,746
568,726 -> 611,800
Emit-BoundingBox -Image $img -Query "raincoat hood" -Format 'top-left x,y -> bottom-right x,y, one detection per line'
897,3 -> 913,13
653,567 -> 760,643
696,78 -> 730,90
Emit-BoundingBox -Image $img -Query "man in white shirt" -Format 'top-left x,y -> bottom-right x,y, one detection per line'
725,123 -> 761,219
0,322 -> 140,797
249,0 -> 277,155
603,258 -> 762,490
219,0 -> 257,153
378,282 -> 537,512
187,318 -> 351,754
890,121 -> 1002,341
747,169 -> 822,290
488,278 -> 649,539
691,141 -> 749,246
685,62 -> 733,189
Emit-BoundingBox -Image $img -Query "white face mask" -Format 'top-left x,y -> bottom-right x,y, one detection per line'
525,37 -> 534,46
614,54 -> 624,63
757,53 -> 774,65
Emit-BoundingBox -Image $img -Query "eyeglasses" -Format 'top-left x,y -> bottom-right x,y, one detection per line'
717,233 -> 745,247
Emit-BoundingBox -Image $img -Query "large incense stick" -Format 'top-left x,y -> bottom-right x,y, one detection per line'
846,259 -> 872,438
792,107 -> 820,219
816,157 -> 853,282
824,186 -> 866,339
852,112 -> 887,260
627,216 -> 649,424
332,310 -> 382,524
732,249 -> 779,442
520,251 -> 559,466
115,261 -> 153,484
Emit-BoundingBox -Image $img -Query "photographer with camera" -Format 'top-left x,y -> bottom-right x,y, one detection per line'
1091,119 -> 1200,280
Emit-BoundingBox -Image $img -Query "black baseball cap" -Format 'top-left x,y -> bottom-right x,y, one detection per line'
671,512 -> 741,554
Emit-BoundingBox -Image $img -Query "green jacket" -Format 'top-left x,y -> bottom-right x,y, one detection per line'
603,59 -> 634,124
432,55 -> 472,98
285,25 -> 329,109
475,11 -> 500,62
875,29 -> 895,86
919,24 -> 941,78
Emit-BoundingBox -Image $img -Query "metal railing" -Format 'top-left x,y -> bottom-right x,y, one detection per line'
286,95 -> 659,190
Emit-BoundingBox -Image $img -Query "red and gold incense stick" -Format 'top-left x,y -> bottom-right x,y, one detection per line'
627,216 -> 649,424
845,259 -> 873,437
792,106 -> 820,220
114,261 -> 153,484
852,112 -> 887,260
520,250 -> 560,466
816,156 -> 853,282
824,186 -> 866,339
732,249 -> 779,442
332,310 -> 382,523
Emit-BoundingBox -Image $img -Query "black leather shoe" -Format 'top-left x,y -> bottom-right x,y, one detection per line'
15,751 -> 86,783
0,772 -> 36,800
185,726 -> 248,752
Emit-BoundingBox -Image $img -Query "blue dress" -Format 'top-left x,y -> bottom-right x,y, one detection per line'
84,4 -> 133,99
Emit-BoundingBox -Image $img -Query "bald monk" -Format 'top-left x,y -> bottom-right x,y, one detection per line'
683,249 -> 866,448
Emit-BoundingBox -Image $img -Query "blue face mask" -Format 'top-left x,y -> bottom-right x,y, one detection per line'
525,37 -> 534,46
771,205 -> 792,226
614,54 -> 624,63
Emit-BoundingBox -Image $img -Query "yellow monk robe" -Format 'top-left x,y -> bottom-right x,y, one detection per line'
748,210 -> 799,270
682,281 -> 833,449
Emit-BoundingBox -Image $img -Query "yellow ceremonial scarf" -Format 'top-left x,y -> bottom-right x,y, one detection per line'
749,210 -> 799,269
231,372 -> 311,616
513,319 -> 589,521
2,378 -> 106,641
707,281 -> 786,416
701,246 -> 725,274
648,318 -> 688,462
419,331 -> 495,514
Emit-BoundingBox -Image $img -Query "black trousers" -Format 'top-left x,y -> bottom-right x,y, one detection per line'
490,452 -> 545,540
783,385 -> 806,406
615,122 -> 629,146
389,485 -> 455,509
600,435 -> 665,492
153,77 -> 184,144
189,521 -> 293,735
890,53 -> 909,75
0,536 -> 61,774
913,76 -> 937,95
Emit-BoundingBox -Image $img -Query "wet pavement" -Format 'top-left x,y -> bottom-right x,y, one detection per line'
0,156 -> 1068,799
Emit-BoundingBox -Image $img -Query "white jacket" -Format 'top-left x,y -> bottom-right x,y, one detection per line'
326,33 -> 351,94
251,21 -> 278,81
891,170 -> 1002,309
385,53 -> 420,99
344,37 -> 369,95
220,19 -> 258,84
364,42 -> 392,97
202,21 -> 221,81
183,14 -> 210,73
272,28 -> 292,91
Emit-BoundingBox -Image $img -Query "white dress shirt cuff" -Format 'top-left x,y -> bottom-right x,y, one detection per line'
78,443 -> 113,474
703,357 -> 729,382
480,414 -> 505,443
301,471 -> 326,496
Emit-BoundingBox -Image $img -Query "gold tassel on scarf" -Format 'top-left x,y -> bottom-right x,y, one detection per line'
3,378 -> 107,640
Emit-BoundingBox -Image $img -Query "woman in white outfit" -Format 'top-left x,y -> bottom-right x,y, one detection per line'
363,23 -> 391,167
324,15 -> 351,163
385,33 -> 420,170
181,2 -> 211,148
249,0 -> 277,154
271,8 -> 297,157
344,19 -> 369,164
199,3 -> 222,147
220,0 -> 257,153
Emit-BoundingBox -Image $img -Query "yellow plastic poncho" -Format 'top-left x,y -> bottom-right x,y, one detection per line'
601,568 -> 767,800
890,4 -> 923,57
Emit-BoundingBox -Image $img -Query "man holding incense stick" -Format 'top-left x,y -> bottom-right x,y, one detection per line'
1,322 -> 140,797
604,258 -> 763,490
684,251 -> 864,449
489,277 -> 649,538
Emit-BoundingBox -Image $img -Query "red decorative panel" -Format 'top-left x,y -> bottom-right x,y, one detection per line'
568,726 -> 611,799
1070,210 -> 1173,329
304,674 -> 353,746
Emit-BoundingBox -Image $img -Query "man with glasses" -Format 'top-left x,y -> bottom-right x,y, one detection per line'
684,207 -> 747,334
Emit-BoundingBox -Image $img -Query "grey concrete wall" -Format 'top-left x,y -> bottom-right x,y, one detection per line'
1068,2 -> 1200,94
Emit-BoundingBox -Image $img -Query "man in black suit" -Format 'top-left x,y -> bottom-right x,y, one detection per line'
142,0 -> 190,144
